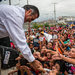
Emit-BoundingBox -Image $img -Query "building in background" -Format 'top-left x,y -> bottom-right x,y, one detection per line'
58,16 -> 75,24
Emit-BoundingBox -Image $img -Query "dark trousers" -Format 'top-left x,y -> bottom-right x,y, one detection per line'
0,37 -> 10,47
0,36 -> 10,75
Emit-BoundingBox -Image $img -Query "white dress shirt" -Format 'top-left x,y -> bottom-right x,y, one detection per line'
0,4 -> 35,62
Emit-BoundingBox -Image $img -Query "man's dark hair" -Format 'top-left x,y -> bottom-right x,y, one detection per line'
23,5 -> 39,18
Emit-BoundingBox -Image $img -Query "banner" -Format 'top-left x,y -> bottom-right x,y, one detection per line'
44,33 -> 52,42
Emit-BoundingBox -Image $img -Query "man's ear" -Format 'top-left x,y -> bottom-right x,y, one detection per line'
26,9 -> 32,16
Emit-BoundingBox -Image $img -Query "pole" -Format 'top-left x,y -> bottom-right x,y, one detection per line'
52,3 -> 57,24
54,3 -> 56,21
27,0 -> 29,5
9,0 -> 11,5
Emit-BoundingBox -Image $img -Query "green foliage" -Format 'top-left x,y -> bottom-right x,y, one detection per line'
44,23 -> 49,27
32,23 -> 38,29
32,22 -> 52,29
32,23 -> 44,29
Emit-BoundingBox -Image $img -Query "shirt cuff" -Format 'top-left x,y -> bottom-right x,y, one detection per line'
25,54 -> 35,62
21,51 -> 35,62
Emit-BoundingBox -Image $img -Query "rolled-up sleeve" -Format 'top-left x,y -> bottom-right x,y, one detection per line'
3,14 -> 35,62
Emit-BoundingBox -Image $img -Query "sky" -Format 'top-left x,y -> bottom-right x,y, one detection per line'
0,0 -> 75,22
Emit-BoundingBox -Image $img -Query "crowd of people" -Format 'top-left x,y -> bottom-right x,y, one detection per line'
8,24 -> 75,75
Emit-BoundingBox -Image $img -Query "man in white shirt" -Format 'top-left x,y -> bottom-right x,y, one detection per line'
0,4 -> 40,69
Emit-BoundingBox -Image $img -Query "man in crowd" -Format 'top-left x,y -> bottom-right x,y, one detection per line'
0,4 -> 40,69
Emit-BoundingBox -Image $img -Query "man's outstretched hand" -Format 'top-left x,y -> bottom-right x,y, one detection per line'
16,56 -> 45,73
29,60 -> 45,73
30,60 -> 40,68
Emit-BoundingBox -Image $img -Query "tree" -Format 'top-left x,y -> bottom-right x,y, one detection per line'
44,23 -> 49,27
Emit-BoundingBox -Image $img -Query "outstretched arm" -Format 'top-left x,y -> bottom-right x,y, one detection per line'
52,54 -> 75,65
20,66 -> 33,75
8,69 -> 18,75
60,54 -> 75,65
46,49 -> 57,55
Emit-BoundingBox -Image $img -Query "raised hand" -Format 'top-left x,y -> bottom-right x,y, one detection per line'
49,69 -> 58,75
52,54 -> 62,61
15,57 -> 21,61
29,60 -> 45,73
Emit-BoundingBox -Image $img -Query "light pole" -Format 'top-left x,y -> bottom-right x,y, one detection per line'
27,0 -> 29,5
9,0 -> 11,5
52,3 -> 57,24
